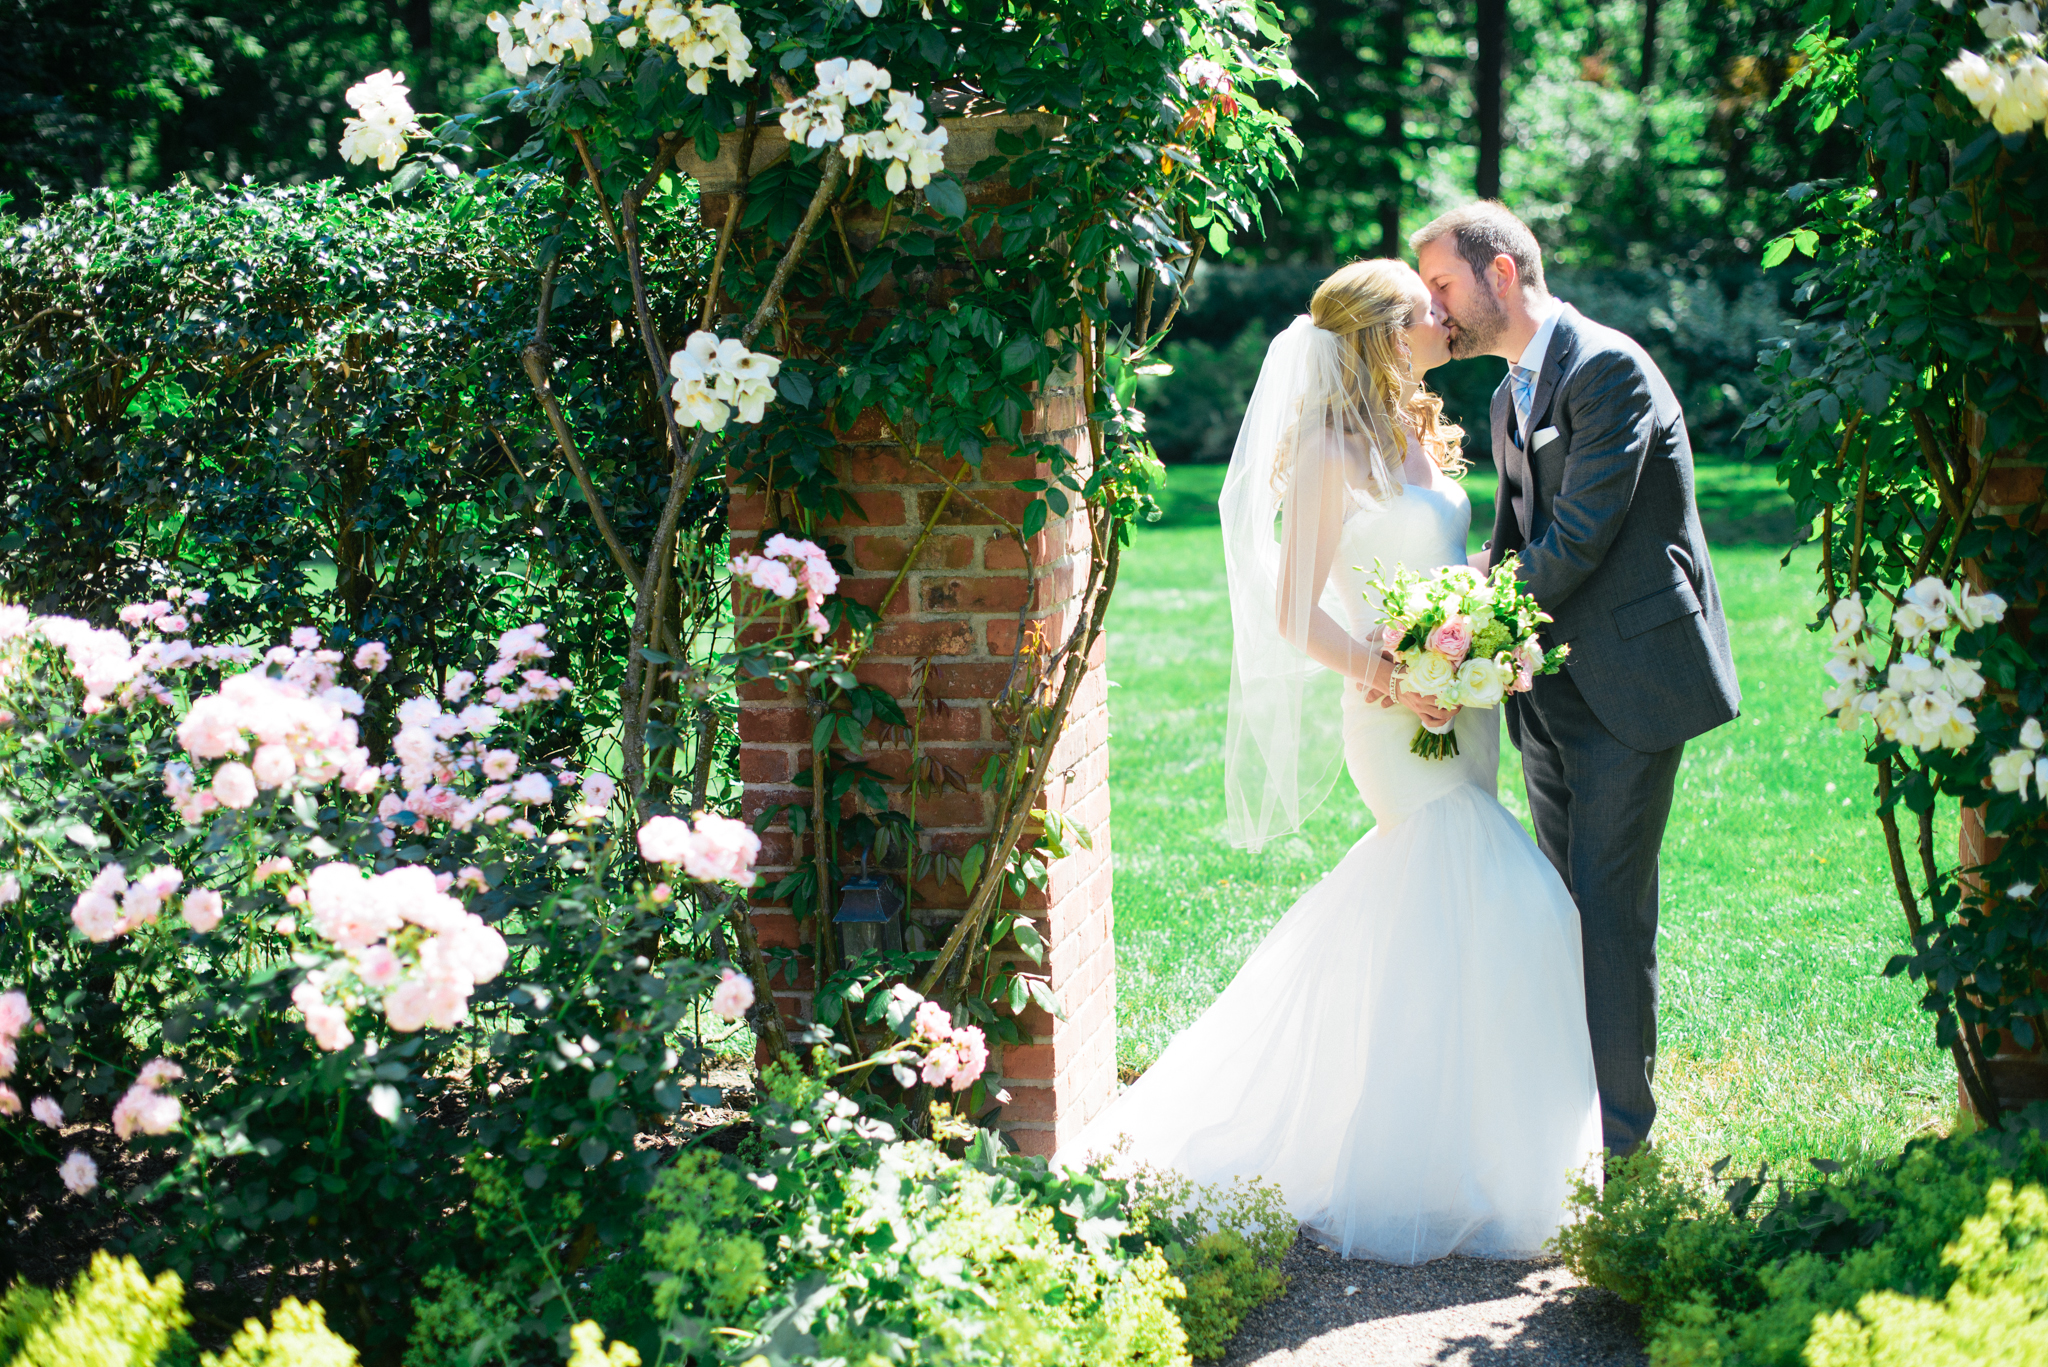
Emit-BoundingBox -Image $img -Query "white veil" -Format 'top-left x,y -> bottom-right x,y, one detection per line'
1219,314 -> 1407,851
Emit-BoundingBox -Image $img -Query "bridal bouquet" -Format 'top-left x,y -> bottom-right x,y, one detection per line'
1364,555 -> 1570,759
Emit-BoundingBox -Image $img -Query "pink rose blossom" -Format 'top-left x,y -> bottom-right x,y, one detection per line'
1426,617 -> 1473,664
0,874 -> 18,906
252,856 -> 295,881
455,866 -> 487,891
510,773 -> 553,804
638,816 -> 694,865
292,982 -> 355,1052
914,1000 -> 954,1042
710,968 -> 755,1021
0,1085 -> 17,1116
182,889 -> 224,932
354,641 -> 391,672
0,991 -> 29,1037
213,762 -> 258,809
580,773 -> 617,811
354,943 -> 403,988
304,862 -> 405,950
71,889 -> 124,942
444,670 -> 476,701
291,627 -> 321,650
119,603 -> 150,627
58,1151 -> 97,1195
482,750 -> 520,780
32,1096 -> 63,1128
251,744 -> 296,789
678,812 -> 761,888
158,614 -> 189,634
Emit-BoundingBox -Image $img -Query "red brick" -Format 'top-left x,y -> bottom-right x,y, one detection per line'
920,576 -> 1032,613
911,700 -> 985,741
842,448 -> 919,484
738,677 -> 790,702
931,662 -> 1018,697
728,492 -> 769,532
837,489 -> 905,527
1007,1128 -> 1056,1157
1033,562 -> 1079,612
834,576 -> 917,615
1002,1044 -> 1055,1079
738,706 -> 810,743
834,408 -> 891,442
910,789 -> 989,827
753,911 -> 802,949
739,747 -> 801,784
852,534 -> 976,573
984,533 -> 1028,571
922,487 -> 1036,527
753,830 -> 796,869
1000,1084 -> 1056,1122
873,620 -> 976,657
853,662 -> 915,696
977,450 -> 1045,482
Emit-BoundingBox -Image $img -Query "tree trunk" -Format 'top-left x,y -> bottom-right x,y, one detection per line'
1475,0 -> 1506,200
1376,0 -> 1407,252
397,0 -> 435,113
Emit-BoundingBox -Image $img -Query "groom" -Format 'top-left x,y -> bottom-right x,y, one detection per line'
1410,202 -> 1741,1156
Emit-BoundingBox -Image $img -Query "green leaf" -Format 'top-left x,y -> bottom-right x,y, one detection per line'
1761,236 -> 1796,269
588,1072 -> 618,1101
924,177 -> 968,220
1000,335 -> 1039,375
959,842 -> 987,891
777,369 -> 814,407
1793,228 -> 1819,256
1814,103 -> 1839,132
1026,977 -> 1064,1020
1012,921 -> 1045,964
1021,499 -> 1048,540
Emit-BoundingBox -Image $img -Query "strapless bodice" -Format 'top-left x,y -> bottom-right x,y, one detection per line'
1327,479 -> 1473,639
1321,480 -> 1495,826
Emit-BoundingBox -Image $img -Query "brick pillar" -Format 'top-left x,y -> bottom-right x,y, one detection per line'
693,118 -> 1117,1156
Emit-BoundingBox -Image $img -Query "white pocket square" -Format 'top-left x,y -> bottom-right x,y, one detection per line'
1532,425 -> 1561,450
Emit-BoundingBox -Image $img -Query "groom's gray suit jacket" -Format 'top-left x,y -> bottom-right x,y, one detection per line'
1487,304 -> 1740,752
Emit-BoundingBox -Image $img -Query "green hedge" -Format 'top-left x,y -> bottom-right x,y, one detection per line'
1555,1120 -> 2048,1366
1136,262 -> 1793,464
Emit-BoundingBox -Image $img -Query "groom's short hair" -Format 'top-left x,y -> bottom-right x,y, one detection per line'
1410,202 -> 1548,297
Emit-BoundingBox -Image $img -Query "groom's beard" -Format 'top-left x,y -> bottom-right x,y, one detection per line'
1444,292 -> 1508,359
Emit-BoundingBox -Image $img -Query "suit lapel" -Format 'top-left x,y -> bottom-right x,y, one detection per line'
1525,303 -> 1579,437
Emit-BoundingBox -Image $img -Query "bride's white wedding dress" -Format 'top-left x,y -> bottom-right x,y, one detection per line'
1063,475 -> 1601,1264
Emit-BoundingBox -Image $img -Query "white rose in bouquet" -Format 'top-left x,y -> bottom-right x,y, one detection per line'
1405,650 -> 1459,701
1457,656 -> 1510,708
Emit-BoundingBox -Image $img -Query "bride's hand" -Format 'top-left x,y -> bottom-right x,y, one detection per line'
1400,692 -> 1456,729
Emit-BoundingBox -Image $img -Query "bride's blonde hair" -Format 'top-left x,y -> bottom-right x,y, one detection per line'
1304,259 -> 1466,479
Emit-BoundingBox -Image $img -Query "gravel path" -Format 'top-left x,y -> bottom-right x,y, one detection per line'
1221,1234 -> 1647,1367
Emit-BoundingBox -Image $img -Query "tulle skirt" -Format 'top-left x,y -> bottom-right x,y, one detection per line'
1062,702 -> 1601,1264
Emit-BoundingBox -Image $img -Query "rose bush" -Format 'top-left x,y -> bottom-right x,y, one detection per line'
0,593 -> 805,1352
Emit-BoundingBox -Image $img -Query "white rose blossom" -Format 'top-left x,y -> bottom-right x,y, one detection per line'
667,331 -> 781,433
1820,578 -> 2006,756
338,71 -> 423,172
780,57 -> 952,194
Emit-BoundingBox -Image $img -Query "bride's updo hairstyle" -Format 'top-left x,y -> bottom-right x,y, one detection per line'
1307,259 -> 1467,479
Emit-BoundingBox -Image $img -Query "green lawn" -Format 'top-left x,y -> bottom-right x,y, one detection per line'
1106,459 -> 1952,1174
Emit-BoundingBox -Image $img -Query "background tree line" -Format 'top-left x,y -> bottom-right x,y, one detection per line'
1,0 -> 1850,462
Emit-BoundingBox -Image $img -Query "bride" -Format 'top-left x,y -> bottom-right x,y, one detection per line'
1061,259 -> 1600,1264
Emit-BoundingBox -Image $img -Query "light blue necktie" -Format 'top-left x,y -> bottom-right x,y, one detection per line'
1510,363 -> 1538,437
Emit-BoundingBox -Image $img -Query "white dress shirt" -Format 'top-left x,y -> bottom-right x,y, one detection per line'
1508,296 -> 1565,444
